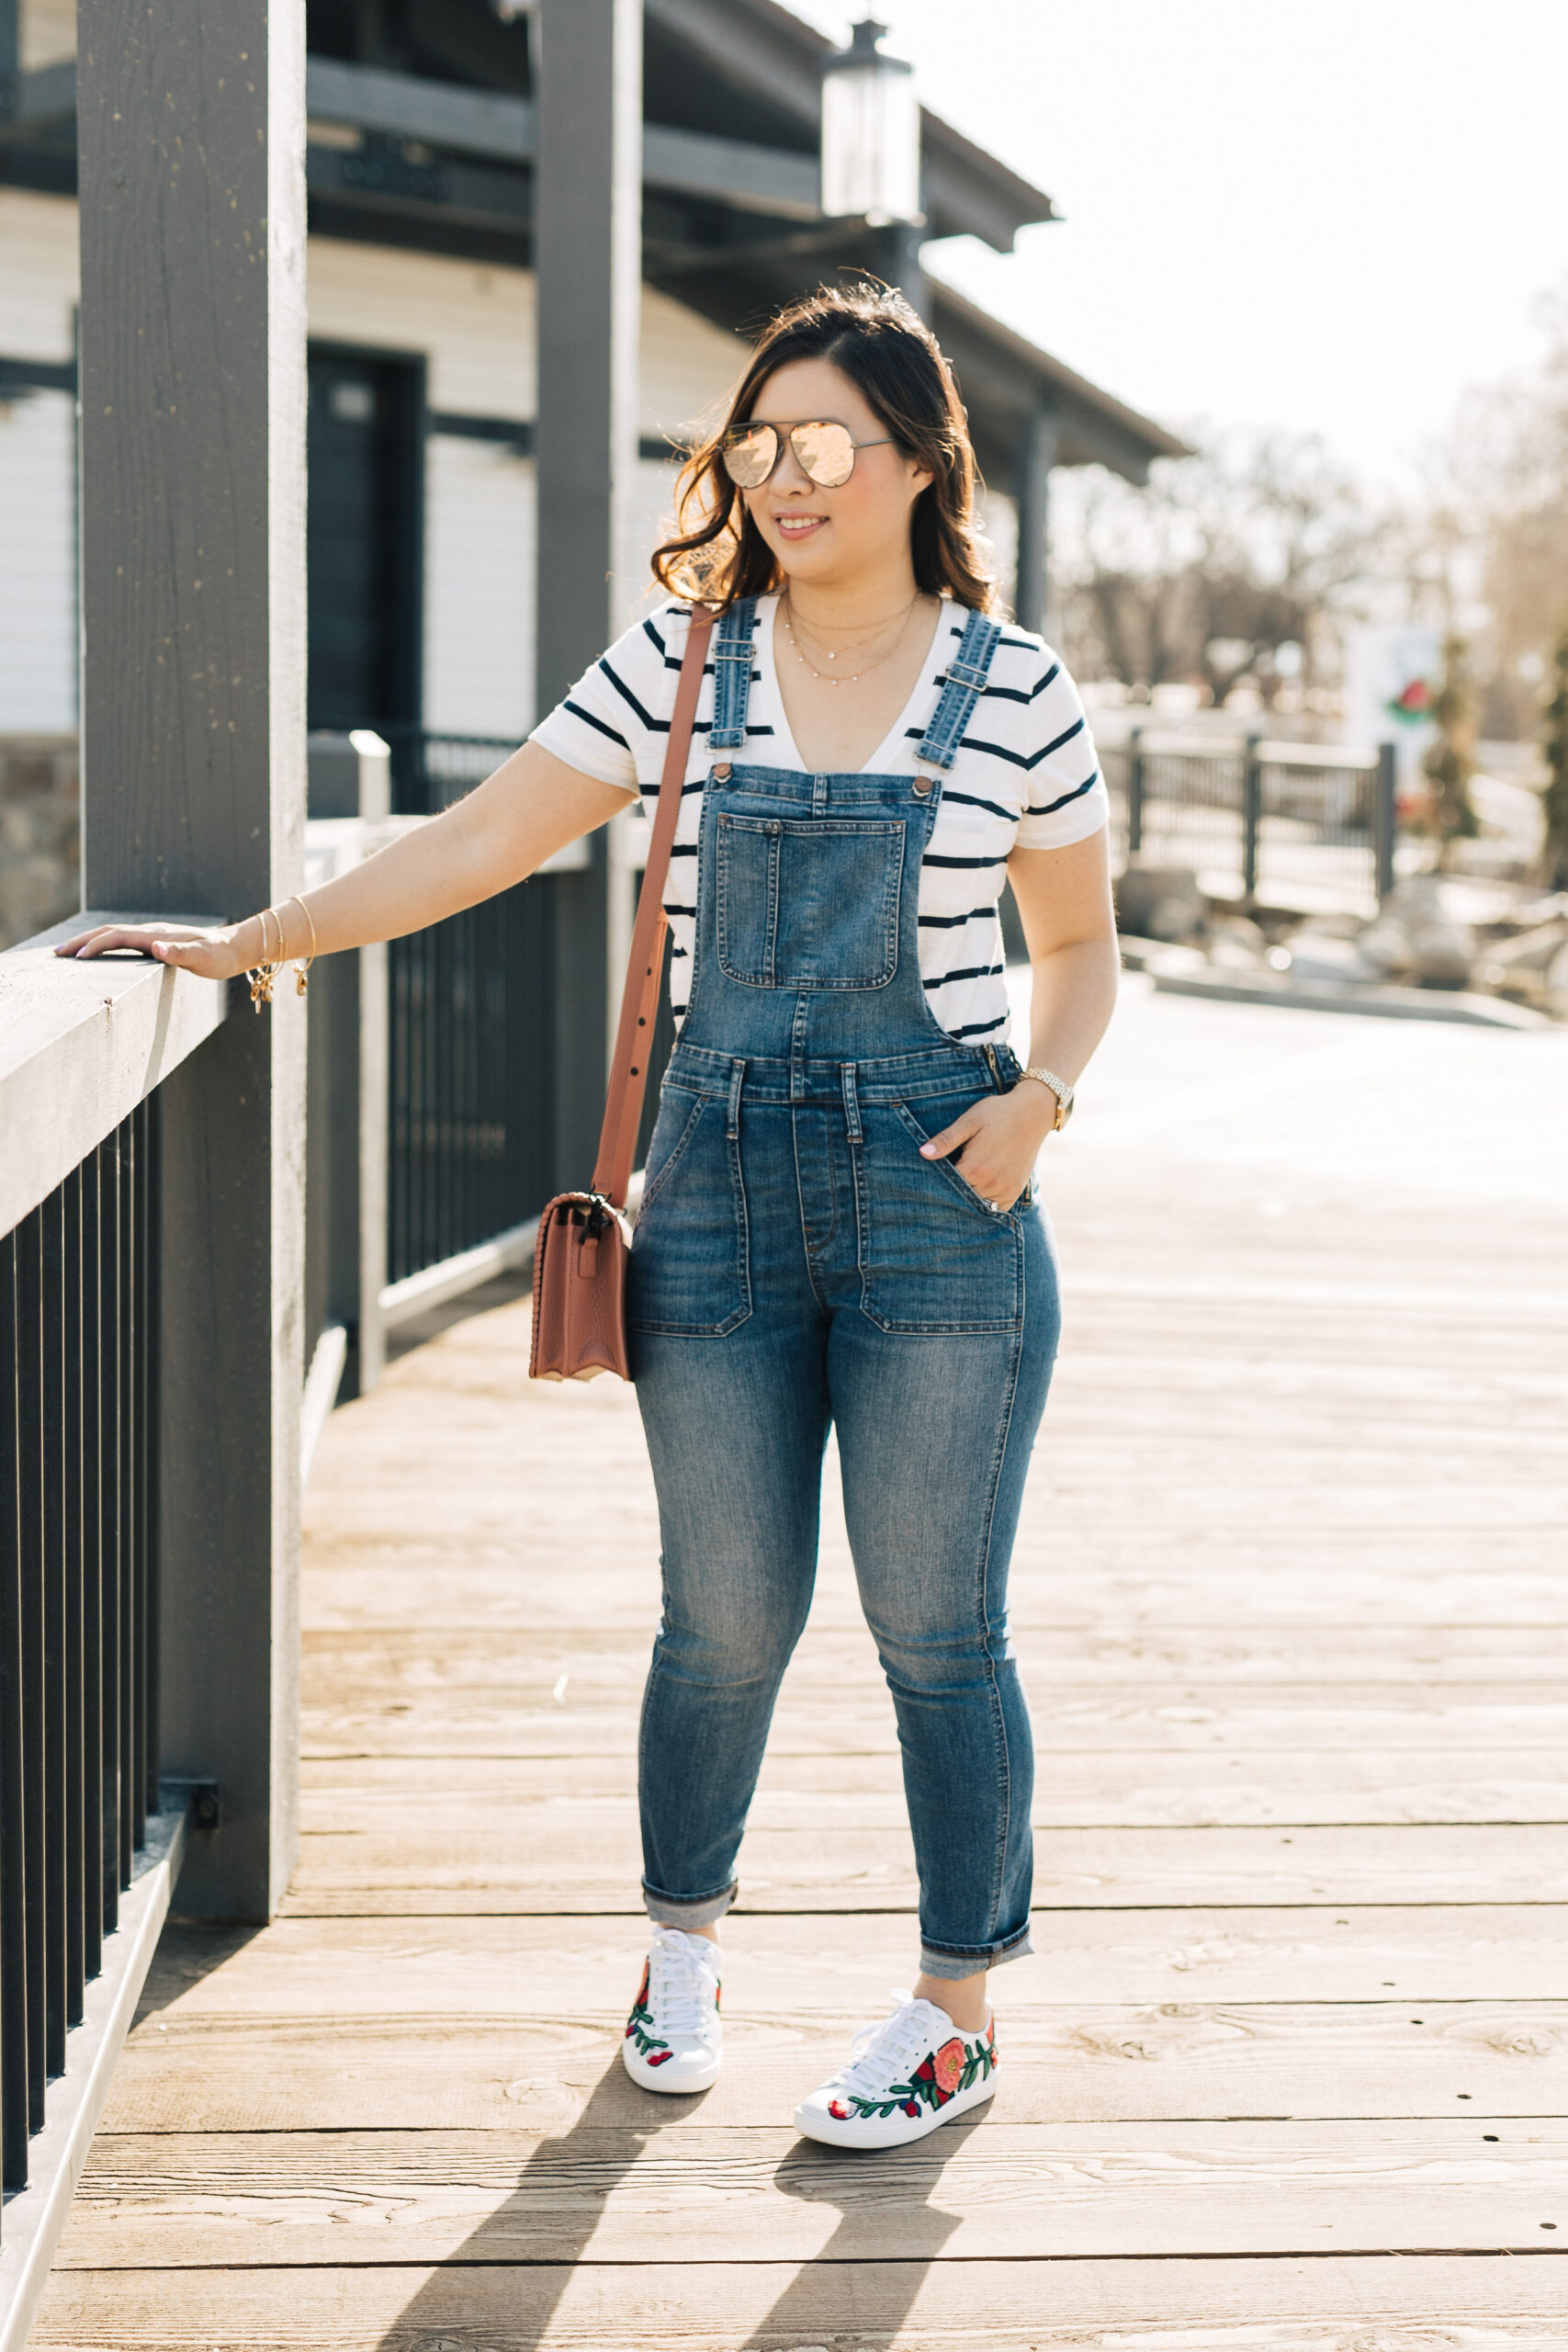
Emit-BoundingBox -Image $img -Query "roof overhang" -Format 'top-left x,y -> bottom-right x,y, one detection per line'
931,282 -> 1190,486
643,0 -> 1057,251
1,7 -> 1182,489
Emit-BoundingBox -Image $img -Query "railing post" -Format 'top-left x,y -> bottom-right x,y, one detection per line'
1374,740 -> 1398,901
330,736 -> 388,1403
1242,734 -> 1263,901
1013,402 -> 1057,639
76,0 -> 308,1920
1126,726 -> 1145,859
534,0 -> 643,1193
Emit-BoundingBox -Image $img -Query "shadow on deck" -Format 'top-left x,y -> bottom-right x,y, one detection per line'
33,985 -> 1568,2349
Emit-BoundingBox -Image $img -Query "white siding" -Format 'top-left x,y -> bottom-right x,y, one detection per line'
423,437 -> 535,739
0,393 -> 74,729
0,187 -> 79,356
310,237 -> 750,723
638,282 -> 747,444
21,0 -> 76,70
0,205 -> 767,736
308,238 -> 537,415
0,192 -> 80,729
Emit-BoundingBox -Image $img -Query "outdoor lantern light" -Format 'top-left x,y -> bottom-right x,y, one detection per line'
820,18 -> 923,226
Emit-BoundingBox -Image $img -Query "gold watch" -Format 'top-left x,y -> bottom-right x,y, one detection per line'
1021,1065 -> 1074,1131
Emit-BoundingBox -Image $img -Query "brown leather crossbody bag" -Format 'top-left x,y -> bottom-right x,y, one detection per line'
529,603 -> 716,1381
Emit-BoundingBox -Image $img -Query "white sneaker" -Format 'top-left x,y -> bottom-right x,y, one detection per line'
622,1924 -> 723,2093
794,1989 -> 998,2150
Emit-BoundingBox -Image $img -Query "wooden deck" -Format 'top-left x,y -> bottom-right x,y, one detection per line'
34,980 -> 1568,2349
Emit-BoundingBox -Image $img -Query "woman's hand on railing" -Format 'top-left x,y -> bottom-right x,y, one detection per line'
53,920 -> 260,979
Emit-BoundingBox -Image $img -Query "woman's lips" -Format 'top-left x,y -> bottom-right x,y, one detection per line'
774,514 -> 827,539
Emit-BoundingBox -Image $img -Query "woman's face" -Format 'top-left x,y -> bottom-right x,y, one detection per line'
737,357 -> 933,592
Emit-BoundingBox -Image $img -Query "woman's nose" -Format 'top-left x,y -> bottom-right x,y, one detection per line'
770,444 -> 814,495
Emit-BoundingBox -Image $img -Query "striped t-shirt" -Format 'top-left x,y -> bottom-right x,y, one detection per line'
531,594 -> 1108,1046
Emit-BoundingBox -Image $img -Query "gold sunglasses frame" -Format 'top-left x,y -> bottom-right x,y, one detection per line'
720,419 -> 896,492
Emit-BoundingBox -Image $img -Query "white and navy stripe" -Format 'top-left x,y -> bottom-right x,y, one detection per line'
531,595 -> 1107,1045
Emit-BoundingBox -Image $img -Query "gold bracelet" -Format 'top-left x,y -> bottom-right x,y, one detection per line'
285,893 -> 317,996
247,907 -> 281,1011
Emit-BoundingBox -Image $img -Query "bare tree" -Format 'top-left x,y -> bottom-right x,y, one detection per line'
1422,634 -> 1480,856
1057,430 -> 1382,704
1542,619 -> 1568,889
1413,285 -> 1568,738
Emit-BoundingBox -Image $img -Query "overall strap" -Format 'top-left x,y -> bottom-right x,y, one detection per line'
707,595 -> 759,748
914,605 -> 1005,782
591,603 -> 716,1207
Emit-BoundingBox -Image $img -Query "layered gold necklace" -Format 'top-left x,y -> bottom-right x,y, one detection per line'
780,592 -> 923,687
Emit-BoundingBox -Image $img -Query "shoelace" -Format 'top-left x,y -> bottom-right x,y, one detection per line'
829,1991 -> 946,2099
647,1930 -> 719,2036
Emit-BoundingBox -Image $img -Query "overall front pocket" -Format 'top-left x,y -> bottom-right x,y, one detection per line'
627,1089 -> 751,1336
855,1099 -> 1024,1334
716,814 -> 904,989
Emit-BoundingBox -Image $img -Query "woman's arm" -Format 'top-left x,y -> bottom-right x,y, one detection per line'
918,826 -> 1120,1209
54,741 -> 633,978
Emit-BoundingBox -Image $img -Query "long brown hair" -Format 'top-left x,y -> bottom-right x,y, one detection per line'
651,281 -> 998,615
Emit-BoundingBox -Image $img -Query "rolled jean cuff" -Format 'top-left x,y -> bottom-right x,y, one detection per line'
643,1879 -> 738,1931
919,1921 -> 1033,1981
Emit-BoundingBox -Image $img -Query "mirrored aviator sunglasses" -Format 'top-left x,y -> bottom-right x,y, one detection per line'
720,419 -> 893,492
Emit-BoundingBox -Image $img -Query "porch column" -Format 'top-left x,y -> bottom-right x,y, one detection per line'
76,0 -> 308,1917
1014,401 -> 1058,639
534,0 -> 643,1187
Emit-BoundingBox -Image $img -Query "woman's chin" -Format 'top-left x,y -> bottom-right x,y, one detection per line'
772,537 -> 843,586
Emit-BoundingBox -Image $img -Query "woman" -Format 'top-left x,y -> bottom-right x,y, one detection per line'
61,283 -> 1119,2153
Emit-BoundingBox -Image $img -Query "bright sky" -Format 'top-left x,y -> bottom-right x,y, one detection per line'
793,1 -> 1568,490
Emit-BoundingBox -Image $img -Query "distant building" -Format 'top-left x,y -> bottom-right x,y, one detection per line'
0,0 -> 1179,828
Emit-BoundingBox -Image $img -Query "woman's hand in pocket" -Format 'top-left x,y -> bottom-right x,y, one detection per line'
918,1085 -> 1057,1212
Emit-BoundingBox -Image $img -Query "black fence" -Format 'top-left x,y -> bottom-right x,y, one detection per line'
1102,730 -> 1396,912
0,1104 -> 159,2199
362,733 -> 679,1287
378,725 -> 523,819
388,881 -> 560,1283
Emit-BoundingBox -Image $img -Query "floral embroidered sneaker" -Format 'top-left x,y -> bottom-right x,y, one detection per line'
794,1989 -> 998,2150
622,1923 -> 723,2094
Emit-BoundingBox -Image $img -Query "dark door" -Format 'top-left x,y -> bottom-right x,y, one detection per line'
307,345 -> 424,734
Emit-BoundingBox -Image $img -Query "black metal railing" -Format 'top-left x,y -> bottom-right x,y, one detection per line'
377,725 -> 522,818
388,883 -> 558,1283
1,1102 -> 158,2199
1102,730 -> 1396,911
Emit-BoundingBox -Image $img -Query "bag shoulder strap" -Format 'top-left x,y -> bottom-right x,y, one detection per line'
590,601 -> 716,1207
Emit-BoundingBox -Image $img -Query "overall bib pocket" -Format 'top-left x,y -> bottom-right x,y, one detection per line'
716,814 -> 904,989
628,1086 -> 751,1336
856,1096 -> 1024,1335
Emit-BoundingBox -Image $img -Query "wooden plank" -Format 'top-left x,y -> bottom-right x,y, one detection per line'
96,2004 -> 1568,2132
276,1820 -> 1567,1913
0,920 -> 225,1236
50,2117 -> 1568,2267
132,1909 -> 1568,2012
299,1561 -> 1568,1633
43,989 -> 1568,2342
29,2254 -> 1568,2350
301,1618 -> 1568,1689
290,1747 -> 1568,1824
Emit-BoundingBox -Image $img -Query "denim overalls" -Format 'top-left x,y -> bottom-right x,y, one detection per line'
629,599 -> 1060,1980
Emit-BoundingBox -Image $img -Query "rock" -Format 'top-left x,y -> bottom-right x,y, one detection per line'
1279,933 -> 1385,986
1547,943 -> 1568,1016
1115,864 -> 1202,943
1368,876 -> 1474,989
1205,914 -> 1270,971
1473,920 -> 1568,992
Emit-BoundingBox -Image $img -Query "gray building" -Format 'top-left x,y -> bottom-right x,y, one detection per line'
0,0 -> 1179,933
